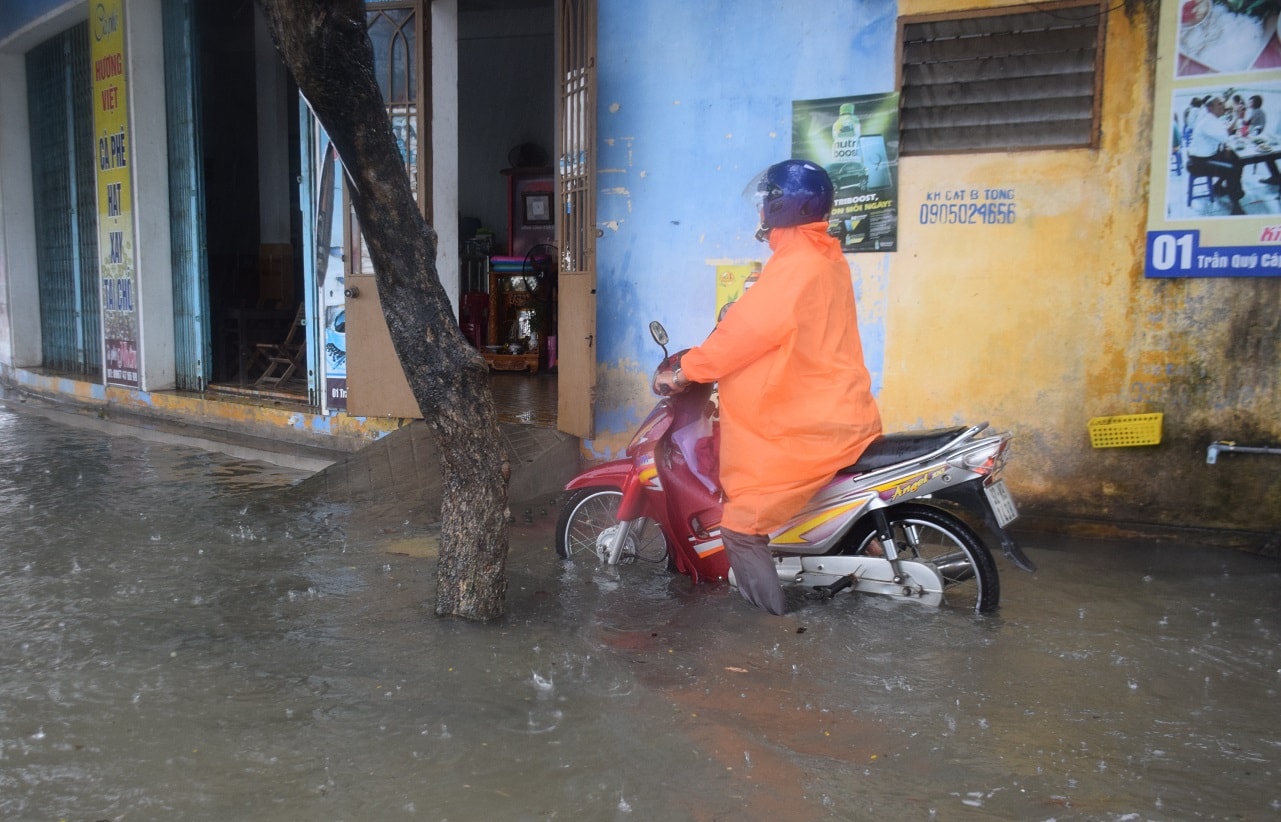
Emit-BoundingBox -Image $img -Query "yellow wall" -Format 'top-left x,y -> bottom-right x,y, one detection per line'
891,0 -> 1280,540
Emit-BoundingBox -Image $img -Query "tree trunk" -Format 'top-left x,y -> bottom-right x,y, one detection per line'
257,0 -> 510,621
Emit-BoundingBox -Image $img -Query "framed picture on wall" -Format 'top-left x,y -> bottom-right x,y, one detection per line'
505,169 -> 555,257
523,192 -> 552,225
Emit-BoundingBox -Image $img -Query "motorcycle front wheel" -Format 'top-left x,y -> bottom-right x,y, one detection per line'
555,487 -> 669,565
840,503 -> 1000,613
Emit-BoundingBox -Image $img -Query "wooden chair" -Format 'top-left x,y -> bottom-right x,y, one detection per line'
254,303 -> 305,388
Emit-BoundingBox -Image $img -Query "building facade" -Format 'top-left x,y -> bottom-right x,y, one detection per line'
1,0 -> 1278,545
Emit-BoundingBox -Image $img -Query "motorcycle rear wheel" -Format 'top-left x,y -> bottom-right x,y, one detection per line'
840,503 -> 1000,613
555,487 -> 668,565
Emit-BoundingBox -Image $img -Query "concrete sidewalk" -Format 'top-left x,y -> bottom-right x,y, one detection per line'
1,383 -> 581,520
298,419 -> 580,515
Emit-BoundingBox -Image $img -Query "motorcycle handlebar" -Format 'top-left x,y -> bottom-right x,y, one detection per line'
652,349 -> 691,396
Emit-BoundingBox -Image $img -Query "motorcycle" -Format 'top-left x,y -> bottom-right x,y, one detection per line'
554,321 -> 1036,613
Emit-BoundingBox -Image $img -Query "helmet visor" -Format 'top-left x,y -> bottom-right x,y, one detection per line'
741,167 -> 774,213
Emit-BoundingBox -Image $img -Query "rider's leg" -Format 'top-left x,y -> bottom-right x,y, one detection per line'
721,528 -> 786,615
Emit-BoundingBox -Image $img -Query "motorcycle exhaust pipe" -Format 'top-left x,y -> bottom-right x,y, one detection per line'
931,552 -> 975,584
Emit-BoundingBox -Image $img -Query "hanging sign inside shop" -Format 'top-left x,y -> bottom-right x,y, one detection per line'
91,0 -> 141,383
792,92 -> 900,253
1145,0 -> 1281,278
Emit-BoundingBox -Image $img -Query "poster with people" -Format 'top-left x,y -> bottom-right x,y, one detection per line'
1147,0 -> 1281,277
792,93 -> 899,253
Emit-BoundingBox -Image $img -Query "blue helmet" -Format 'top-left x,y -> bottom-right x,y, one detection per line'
753,159 -> 834,237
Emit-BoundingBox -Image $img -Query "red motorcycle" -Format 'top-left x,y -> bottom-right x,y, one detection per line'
555,322 -> 1035,612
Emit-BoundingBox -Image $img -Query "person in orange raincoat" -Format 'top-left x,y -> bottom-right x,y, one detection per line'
655,159 -> 882,615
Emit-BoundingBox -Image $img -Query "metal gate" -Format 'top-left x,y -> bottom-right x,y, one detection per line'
163,0 -> 212,392
26,21 -> 101,379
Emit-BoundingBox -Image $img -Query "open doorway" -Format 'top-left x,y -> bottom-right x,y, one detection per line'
458,0 -> 558,427
173,0 -> 308,404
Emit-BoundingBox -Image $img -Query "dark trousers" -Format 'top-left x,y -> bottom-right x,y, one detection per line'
721,528 -> 786,615
1189,152 -> 1243,200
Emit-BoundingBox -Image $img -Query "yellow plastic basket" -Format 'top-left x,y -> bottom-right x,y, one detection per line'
1088,413 -> 1164,448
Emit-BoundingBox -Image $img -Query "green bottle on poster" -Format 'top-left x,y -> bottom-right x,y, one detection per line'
831,103 -> 861,165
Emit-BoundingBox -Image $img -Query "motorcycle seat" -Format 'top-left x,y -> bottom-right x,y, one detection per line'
839,426 -> 969,474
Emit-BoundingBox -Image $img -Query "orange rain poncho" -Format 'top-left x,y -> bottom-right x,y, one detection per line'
679,222 -> 882,535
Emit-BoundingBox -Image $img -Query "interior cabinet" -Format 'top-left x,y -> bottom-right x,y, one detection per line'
477,167 -> 558,374
483,267 -> 544,373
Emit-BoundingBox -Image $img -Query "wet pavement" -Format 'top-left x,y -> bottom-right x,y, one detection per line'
2,404 -> 1280,821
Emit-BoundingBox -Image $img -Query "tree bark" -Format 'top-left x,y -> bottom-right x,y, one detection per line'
257,0 -> 510,620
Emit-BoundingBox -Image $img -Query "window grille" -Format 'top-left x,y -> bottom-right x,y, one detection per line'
349,2 -> 428,279
27,21 -> 102,379
898,1 -> 1106,154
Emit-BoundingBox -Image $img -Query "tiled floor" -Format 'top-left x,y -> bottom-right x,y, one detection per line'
489,370 -> 558,428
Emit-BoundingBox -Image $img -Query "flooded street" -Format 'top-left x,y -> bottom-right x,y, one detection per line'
2,405 -> 1280,821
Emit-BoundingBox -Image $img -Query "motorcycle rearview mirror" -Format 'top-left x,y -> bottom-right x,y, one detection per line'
649,321 -> 670,360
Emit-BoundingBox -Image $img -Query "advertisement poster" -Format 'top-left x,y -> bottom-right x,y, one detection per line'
91,0 -> 140,384
713,262 -> 761,323
1146,0 -> 1281,277
316,138 -> 348,412
792,92 -> 900,253
91,0 -> 141,384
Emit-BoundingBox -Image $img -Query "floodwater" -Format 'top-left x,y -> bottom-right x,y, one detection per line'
2,405 -> 1280,821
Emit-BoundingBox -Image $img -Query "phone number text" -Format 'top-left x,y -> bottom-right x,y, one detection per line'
919,202 -> 1016,225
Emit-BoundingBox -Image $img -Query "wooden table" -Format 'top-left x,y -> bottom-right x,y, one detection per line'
483,350 -> 540,373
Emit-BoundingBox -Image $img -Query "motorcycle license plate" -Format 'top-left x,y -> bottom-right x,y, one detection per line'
985,479 -> 1019,527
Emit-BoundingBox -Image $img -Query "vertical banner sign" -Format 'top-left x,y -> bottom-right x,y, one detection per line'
1146,0 -> 1281,278
792,93 -> 900,253
316,138 -> 348,412
91,0 -> 141,385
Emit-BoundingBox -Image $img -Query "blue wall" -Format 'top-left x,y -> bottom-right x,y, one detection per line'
592,0 -> 896,447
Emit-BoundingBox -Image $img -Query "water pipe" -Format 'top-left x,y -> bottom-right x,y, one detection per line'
1206,441 -> 1281,465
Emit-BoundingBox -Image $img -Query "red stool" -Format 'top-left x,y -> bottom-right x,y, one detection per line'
459,292 -> 489,348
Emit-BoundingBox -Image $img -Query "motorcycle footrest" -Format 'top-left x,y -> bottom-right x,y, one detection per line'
815,573 -> 857,599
